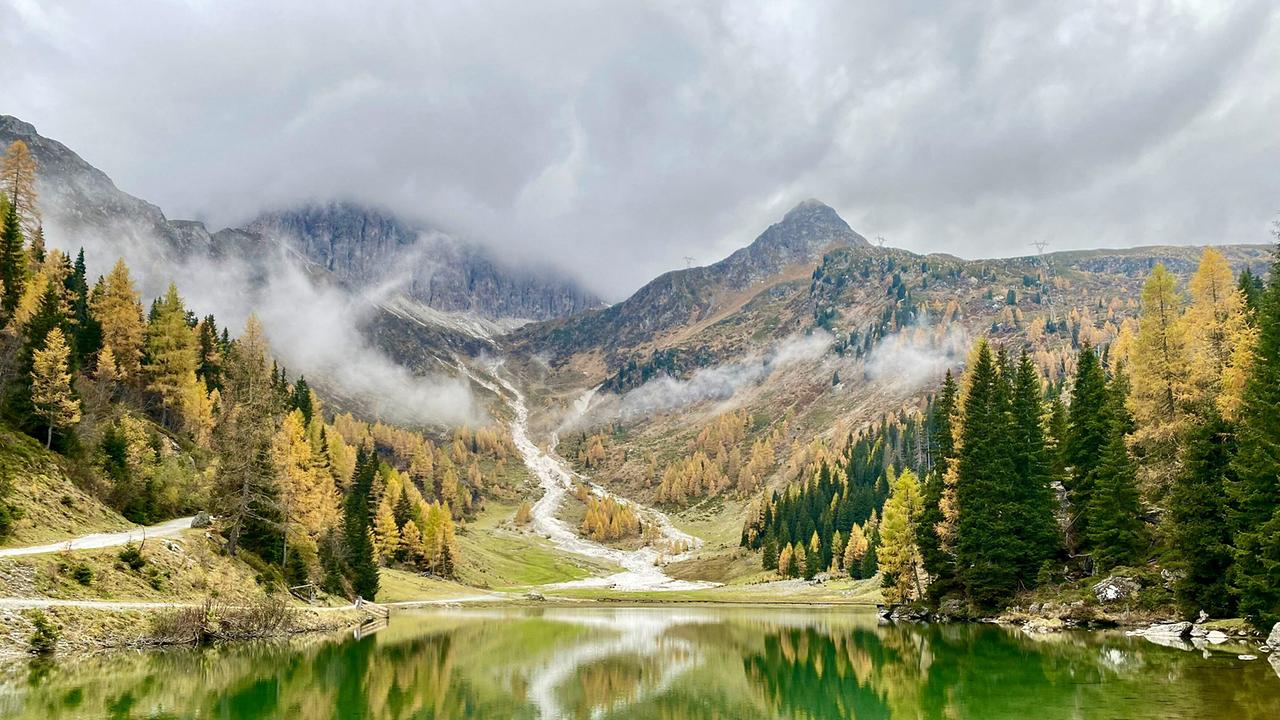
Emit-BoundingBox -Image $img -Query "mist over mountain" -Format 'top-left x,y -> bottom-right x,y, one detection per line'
2,112 -> 1273,433
247,203 -> 599,321
0,115 -> 596,425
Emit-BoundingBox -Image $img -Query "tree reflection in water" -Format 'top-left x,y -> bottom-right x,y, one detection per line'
1,607 -> 1277,719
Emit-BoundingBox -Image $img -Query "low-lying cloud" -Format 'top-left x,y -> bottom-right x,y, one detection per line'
45,212 -> 483,428
610,330 -> 833,421
863,321 -> 969,391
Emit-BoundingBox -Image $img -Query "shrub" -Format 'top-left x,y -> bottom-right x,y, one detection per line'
148,597 -> 297,646
118,543 -> 146,571
28,611 -> 59,655
71,563 -> 93,585
0,502 -> 13,542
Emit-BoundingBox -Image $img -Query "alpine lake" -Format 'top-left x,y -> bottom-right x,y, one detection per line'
2,605 -> 1277,719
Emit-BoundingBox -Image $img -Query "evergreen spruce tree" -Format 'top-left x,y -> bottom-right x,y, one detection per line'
196,315 -> 223,392
861,541 -> 878,580
1086,369 -> 1145,573
292,376 -> 314,425
344,446 -> 381,600
1170,412 -> 1236,618
761,534 -> 779,571
1064,343 -> 1109,553
28,225 -> 45,266
918,369 -> 956,601
65,248 -> 101,366
1228,241 -> 1280,628
1008,350 -> 1061,580
0,198 -> 24,323
954,340 -> 1020,609
393,486 -> 414,529
234,444 -> 285,565
1237,267 -> 1264,316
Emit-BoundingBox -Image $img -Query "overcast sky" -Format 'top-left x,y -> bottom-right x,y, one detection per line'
3,0 -> 1278,300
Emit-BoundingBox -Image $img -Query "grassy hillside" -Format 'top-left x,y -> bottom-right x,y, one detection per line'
0,424 -> 131,546
453,501 -> 617,590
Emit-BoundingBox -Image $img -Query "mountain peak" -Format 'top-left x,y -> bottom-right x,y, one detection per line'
0,115 -> 38,138
778,196 -> 839,221
748,199 -> 868,258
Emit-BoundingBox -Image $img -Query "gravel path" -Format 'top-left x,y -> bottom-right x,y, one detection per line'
0,516 -> 196,558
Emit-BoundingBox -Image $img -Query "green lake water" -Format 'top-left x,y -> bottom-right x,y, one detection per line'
2,606 -> 1278,719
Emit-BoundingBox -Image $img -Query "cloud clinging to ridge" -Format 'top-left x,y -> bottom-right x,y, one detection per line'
2,0 -> 1277,300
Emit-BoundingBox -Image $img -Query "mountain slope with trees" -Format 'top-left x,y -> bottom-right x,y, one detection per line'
733,239 -> 1280,629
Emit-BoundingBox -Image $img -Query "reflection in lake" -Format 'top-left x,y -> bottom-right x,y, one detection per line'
1,606 -> 1278,719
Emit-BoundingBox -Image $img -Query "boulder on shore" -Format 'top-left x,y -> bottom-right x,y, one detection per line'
1127,621 -> 1192,638
1093,575 -> 1140,604
1266,622 -> 1280,649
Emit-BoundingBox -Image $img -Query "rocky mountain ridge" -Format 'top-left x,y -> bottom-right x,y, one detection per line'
507,198 -> 869,364
0,115 -> 599,324
247,203 -> 599,321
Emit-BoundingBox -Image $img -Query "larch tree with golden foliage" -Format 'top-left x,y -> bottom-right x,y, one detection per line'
91,259 -> 146,381
878,468 -> 925,604
1181,248 -> 1254,416
372,494 -> 401,564
31,327 -> 80,448
274,409 -> 339,555
514,501 -> 533,526
1,140 -> 40,236
145,283 -> 200,427
843,523 -> 870,579
1128,263 -> 1189,486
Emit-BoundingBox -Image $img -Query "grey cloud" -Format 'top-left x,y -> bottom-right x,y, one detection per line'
2,1 -> 1277,301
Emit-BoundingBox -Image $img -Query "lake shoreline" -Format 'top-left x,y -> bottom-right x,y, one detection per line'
0,603 -> 367,664
3,585 -> 1275,668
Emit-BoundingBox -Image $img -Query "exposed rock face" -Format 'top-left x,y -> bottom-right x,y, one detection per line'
1093,575 -> 1141,604
0,115 -> 235,286
511,199 -> 869,361
248,203 -> 601,321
